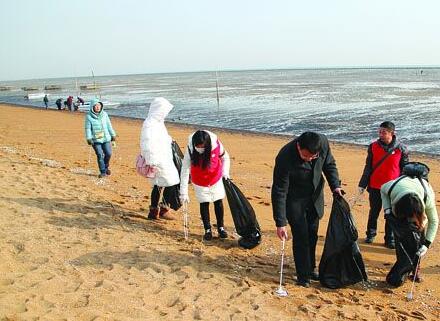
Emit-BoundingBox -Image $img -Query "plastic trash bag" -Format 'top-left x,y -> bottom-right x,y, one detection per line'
223,178 -> 261,249
162,141 -> 184,211
163,184 -> 182,211
171,140 -> 184,174
319,195 -> 368,288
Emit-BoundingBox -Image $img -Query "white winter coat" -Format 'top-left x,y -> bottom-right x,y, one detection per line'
180,130 -> 231,203
140,97 -> 180,187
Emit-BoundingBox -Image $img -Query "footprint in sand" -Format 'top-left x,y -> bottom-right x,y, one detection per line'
73,294 -> 90,308
196,272 -> 213,280
174,270 -> 189,285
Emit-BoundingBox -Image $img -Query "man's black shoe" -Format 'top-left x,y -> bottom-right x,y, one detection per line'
310,271 -> 319,281
365,236 -> 375,244
296,279 -> 310,288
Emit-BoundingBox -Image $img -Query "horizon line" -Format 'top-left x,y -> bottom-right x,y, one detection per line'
2,64 -> 439,82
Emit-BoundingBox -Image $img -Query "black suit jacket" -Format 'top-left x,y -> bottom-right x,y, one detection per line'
271,134 -> 340,227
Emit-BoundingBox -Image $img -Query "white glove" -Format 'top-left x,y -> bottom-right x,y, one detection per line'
384,208 -> 393,220
358,187 -> 365,195
180,194 -> 190,204
416,245 -> 428,257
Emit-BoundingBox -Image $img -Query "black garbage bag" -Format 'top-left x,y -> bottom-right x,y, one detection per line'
385,215 -> 422,287
162,141 -> 184,211
171,141 -> 184,174
319,195 -> 368,289
223,178 -> 261,249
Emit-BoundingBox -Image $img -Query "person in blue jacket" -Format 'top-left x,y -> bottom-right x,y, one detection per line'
84,98 -> 117,178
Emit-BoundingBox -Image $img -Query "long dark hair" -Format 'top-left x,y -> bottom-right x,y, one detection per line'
394,193 -> 424,230
190,130 -> 212,169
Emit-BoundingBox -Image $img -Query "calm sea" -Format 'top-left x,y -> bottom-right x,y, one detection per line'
1,68 -> 439,154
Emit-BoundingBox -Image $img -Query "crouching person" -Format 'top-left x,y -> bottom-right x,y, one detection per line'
381,172 -> 438,286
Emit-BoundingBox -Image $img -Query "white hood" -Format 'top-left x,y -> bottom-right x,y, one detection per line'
139,97 -> 179,187
147,97 -> 173,122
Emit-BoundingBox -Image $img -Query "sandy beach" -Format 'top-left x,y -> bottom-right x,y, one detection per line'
0,103 -> 439,321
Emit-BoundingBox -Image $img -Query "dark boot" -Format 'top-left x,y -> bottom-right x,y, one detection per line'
159,206 -> 176,220
148,207 -> 159,220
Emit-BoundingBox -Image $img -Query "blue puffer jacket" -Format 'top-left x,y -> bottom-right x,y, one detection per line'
84,98 -> 116,143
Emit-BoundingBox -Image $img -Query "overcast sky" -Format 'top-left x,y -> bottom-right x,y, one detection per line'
1,0 -> 439,81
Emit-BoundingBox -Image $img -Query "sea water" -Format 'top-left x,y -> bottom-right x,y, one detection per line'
1,68 -> 439,154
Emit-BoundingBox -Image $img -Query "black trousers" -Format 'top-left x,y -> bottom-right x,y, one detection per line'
386,215 -> 422,286
200,200 -> 224,230
366,188 -> 394,242
150,185 -> 163,208
287,200 -> 319,281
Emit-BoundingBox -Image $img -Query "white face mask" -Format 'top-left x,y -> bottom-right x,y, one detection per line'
195,147 -> 205,154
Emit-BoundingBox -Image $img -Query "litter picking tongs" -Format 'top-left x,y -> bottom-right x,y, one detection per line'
348,190 -> 364,209
274,237 -> 288,297
406,255 -> 421,301
182,201 -> 189,240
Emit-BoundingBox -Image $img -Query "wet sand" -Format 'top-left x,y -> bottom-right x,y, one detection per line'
0,104 -> 439,320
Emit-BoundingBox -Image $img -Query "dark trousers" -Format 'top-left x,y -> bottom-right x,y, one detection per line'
386,215 -> 422,286
151,185 -> 163,208
92,142 -> 112,175
287,201 -> 319,281
200,200 -> 224,230
366,188 -> 394,243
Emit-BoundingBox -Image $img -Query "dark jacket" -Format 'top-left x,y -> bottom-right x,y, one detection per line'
358,136 -> 409,189
271,134 -> 340,227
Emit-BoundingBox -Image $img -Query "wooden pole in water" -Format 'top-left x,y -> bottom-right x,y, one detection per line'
215,71 -> 220,112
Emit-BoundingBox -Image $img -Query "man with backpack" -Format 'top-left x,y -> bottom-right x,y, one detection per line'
358,121 -> 409,249
380,162 -> 438,286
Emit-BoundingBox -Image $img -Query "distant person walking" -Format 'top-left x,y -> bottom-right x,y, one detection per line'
358,121 -> 409,249
271,131 -> 342,287
43,94 -> 49,109
180,130 -> 231,240
84,98 -> 117,178
140,97 -> 179,220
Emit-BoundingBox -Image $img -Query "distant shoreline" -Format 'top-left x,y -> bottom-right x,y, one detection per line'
2,102 -> 439,160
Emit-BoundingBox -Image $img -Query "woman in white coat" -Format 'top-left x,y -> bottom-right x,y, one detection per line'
140,97 -> 179,220
180,130 -> 230,240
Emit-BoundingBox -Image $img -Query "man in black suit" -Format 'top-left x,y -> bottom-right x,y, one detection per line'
271,132 -> 342,287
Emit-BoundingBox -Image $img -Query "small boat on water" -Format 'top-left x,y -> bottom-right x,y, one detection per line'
44,85 -> 62,90
22,86 -> 39,91
80,84 -> 100,90
77,101 -> 120,111
26,92 -> 46,100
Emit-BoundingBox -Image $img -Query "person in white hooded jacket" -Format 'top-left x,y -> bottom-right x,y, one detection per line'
180,130 -> 230,240
140,97 -> 180,220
